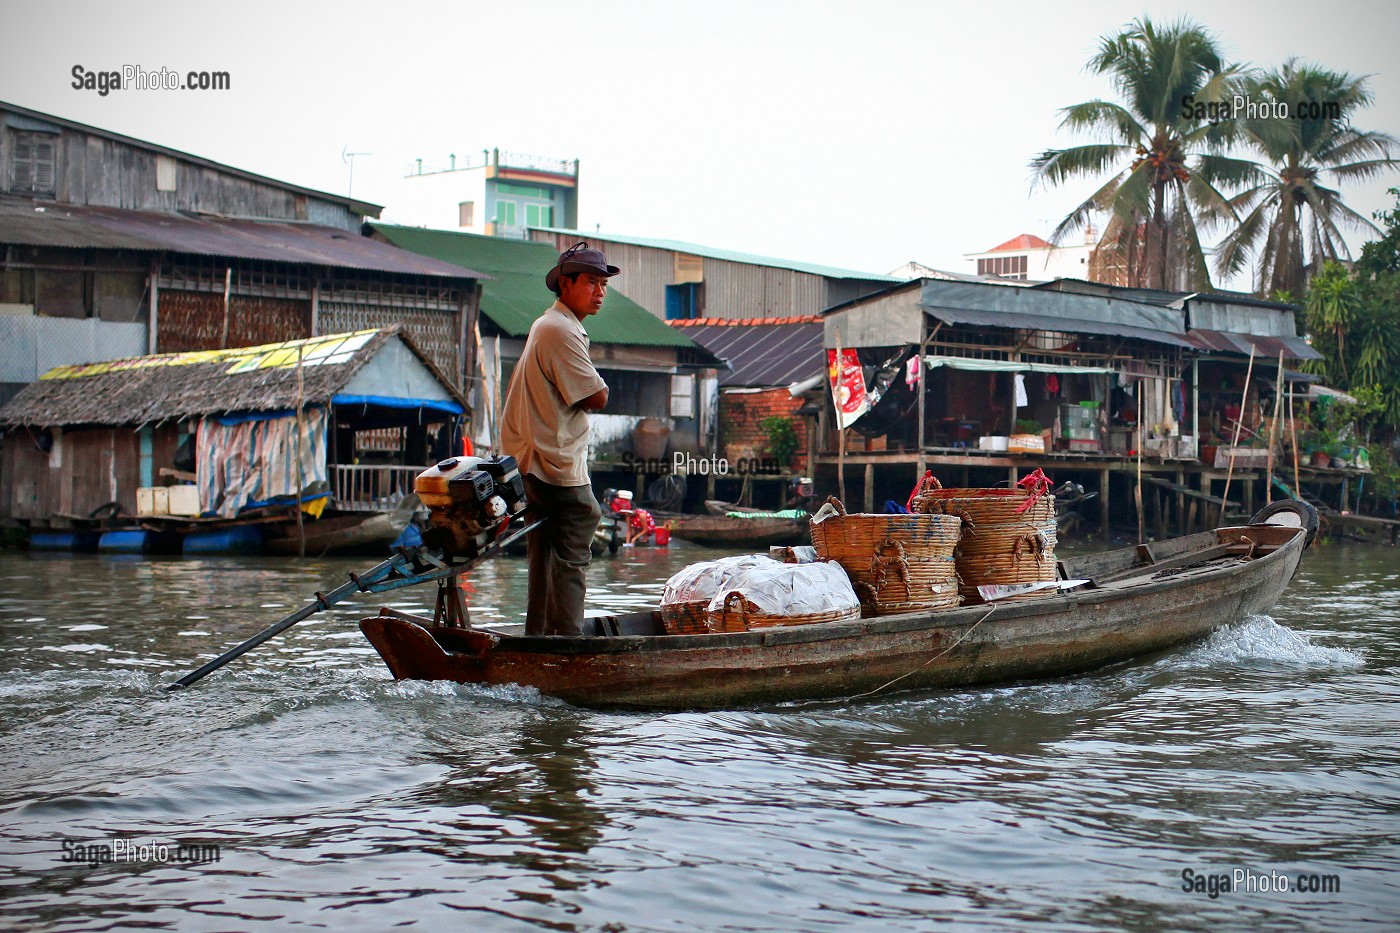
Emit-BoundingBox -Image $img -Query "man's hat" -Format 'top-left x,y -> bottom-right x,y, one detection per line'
546,241 -> 620,292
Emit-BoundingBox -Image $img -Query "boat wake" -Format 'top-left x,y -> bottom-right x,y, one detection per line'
1173,614 -> 1364,670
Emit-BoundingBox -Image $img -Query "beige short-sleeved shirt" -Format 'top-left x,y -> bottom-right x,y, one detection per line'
500,301 -> 607,486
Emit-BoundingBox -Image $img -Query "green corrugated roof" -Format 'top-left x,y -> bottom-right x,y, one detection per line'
533,226 -> 902,282
370,223 -> 697,349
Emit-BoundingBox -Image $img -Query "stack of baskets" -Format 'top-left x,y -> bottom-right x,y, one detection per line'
909,470 -> 1057,604
809,497 -> 962,616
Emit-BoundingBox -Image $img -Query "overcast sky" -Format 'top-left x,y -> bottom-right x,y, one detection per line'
4,0 -> 1398,288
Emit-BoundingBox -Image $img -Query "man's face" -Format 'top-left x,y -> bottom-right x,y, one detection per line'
559,272 -> 609,318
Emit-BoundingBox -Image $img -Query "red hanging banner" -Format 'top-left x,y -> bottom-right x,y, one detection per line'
827,348 -> 869,429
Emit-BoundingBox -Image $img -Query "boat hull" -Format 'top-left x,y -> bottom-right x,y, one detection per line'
361,526 -> 1306,710
669,514 -> 810,549
263,505 -> 417,556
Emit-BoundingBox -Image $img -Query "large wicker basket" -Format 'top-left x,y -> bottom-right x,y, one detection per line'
661,600 -> 714,635
907,471 -> 1059,605
809,497 -> 962,615
955,524 -> 1058,603
909,472 -> 1055,524
708,591 -> 861,631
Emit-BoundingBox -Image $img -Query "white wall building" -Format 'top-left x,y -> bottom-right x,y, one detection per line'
382,149 -> 578,238
964,231 -> 1098,283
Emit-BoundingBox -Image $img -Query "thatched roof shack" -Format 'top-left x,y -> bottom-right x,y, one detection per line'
0,326 -> 468,523
0,325 -> 466,429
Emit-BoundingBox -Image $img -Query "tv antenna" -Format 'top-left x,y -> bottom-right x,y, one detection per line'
342,146 -> 371,198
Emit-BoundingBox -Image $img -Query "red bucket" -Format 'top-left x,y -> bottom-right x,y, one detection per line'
654,526 -> 671,547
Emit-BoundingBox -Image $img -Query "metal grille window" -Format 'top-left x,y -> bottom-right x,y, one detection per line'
10,130 -> 58,195
977,255 -> 1028,279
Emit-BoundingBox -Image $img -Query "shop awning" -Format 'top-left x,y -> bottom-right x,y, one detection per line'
1182,329 -> 1322,360
923,356 -> 1118,374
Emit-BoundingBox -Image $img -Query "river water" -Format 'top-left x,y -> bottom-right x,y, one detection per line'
0,538 -> 1395,932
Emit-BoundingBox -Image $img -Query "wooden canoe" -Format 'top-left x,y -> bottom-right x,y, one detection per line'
360,514 -> 1310,710
669,502 -> 809,548
264,497 -> 420,556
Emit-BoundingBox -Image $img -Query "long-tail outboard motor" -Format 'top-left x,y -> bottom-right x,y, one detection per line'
414,455 -> 529,559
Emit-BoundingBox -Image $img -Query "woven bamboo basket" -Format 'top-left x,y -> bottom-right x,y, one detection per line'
660,599 -> 714,635
956,524 -> 1058,604
910,474 -> 1055,524
810,497 -> 962,615
707,591 -> 862,631
957,522 -> 1059,557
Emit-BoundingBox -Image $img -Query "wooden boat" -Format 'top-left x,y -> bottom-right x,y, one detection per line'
263,498 -> 421,556
359,507 -> 1313,710
668,500 -> 809,548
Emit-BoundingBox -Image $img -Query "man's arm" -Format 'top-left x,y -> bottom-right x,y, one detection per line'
576,386 -> 609,411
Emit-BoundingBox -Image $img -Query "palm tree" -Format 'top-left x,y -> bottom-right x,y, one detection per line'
1213,60 -> 1399,299
1031,17 -> 1256,290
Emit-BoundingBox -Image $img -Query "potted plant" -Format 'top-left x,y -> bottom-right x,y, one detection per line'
1199,435 -> 1220,467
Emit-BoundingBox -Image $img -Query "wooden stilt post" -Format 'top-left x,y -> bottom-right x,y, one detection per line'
834,334 -> 847,505
1100,466 -> 1111,542
1288,375 -> 1301,500
1265,354 -> 1284,503
1136,390 -> 1145,543
1220,346 -> 1256,524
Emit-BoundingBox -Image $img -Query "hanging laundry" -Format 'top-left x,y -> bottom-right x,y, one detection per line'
1014,373 -> 1028,408
905,355 -> 921,388
1046,373 -> 1060,397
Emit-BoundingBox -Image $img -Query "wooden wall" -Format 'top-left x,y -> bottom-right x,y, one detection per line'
1,424 -> 181,522
1,108 -> 362,231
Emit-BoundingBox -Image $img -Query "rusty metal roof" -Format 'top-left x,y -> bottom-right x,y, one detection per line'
669,317 -> 824,387
0,199 -> 487,279
1181,329 -> 1322,361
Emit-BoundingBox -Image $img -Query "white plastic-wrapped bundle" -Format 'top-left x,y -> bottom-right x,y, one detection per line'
660,554 -> 774,634
705,560 -> 860,631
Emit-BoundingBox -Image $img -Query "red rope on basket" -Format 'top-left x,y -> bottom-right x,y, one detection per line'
1014,468 -> 1052,515
906,470 -> 939,512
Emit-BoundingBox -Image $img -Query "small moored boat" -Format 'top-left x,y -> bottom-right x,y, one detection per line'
359,506 -> 1314,710
667,500 -> 810,549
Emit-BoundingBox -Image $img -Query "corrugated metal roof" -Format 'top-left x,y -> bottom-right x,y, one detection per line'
1033,278 -> 1302,313
919,278 -> 1191,346
922,305 -> 1194,347
531,226 -> 901,282
669,317 -> 824,387
1181,329 -> 1322,360
1032,278 -> 1185,306
0,200 -> 485,278
370,223 -> 705,352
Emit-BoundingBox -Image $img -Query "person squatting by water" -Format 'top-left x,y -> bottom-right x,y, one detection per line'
500,243 -> 617,635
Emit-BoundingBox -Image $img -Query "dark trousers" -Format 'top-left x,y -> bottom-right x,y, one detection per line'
523,475 -> 601,636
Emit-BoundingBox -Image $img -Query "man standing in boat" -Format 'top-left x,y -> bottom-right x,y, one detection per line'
500,243 -> 617,636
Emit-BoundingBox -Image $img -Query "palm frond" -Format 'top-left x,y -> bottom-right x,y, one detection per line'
1046,171 -> 1129,244
1029,144 -> 1131,189
1057,100 -> 1147,142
